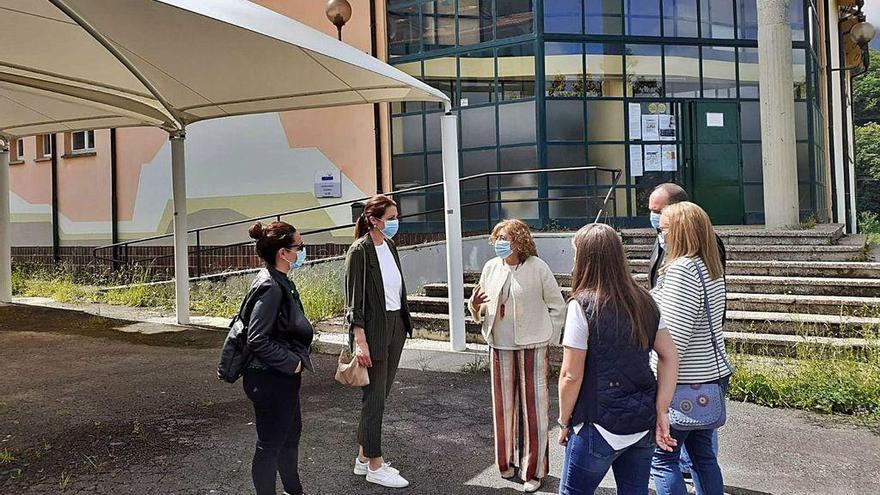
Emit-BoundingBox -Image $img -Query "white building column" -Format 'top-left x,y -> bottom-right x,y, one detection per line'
758,0 -> 801,228
170,131 -> 190,324
441,111 -> 466,352
0,143 -> 12,303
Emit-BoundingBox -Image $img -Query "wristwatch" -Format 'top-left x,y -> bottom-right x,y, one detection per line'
557,418 -> 568,429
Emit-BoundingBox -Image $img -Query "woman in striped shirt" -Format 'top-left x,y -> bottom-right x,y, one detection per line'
650,201 -> 733,495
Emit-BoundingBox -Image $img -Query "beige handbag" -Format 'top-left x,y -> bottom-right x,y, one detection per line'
336,244 -> 370,387
335,350 -> 369,387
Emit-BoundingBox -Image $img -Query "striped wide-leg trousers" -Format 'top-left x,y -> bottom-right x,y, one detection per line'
490,346 -> 550,482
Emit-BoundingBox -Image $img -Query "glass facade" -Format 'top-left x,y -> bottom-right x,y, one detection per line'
389,0 -> 826,229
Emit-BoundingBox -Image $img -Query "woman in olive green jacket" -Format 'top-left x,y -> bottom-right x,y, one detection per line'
344,194 -> 413,489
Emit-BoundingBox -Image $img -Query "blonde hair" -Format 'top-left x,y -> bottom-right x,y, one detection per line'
661,202 -> 724,280
489,219 -> 537,260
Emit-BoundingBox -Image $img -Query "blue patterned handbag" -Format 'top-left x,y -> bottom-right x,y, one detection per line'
667,266 -> 731,431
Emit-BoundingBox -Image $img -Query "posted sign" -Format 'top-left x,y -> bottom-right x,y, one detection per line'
314,170 -> 342,198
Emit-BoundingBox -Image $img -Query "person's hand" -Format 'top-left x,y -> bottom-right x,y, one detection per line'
353,327 -> 372,368
471,285 -> 488,307
294,362 -> 303,374
655,411 -> 677,452
558,424 -> 571,446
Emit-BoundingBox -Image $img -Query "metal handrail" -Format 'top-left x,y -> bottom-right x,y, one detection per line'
93,166 -> 622,274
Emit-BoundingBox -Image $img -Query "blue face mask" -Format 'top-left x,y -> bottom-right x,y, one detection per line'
381,218 -> 399,239
494,239 -> 513,260
650,212 -> 662,230
285,248 -> 306,270
658,232 -> 666,250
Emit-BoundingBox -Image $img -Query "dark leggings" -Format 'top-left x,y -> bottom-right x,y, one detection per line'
243,368 -> 303,495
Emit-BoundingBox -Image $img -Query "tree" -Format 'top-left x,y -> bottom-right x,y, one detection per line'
855,123 -> 880,215
853,49 -> 880,125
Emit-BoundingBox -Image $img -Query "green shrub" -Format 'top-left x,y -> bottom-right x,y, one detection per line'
291,263 -> 345,323
860,211 -> 880,247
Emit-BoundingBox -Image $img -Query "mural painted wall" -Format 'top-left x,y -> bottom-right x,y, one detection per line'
8,0 -> 382,248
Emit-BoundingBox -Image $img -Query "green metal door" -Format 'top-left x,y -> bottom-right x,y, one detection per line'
686,102 -> 744,225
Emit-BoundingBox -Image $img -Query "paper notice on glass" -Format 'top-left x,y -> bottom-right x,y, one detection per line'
641,115 -> 660,141
706,112 -> 724,127
644,145 -> 662,172
662,145 -> 678,171
628,103 -> 642,140
659,115 -> 676,141
629,145 -> 643,177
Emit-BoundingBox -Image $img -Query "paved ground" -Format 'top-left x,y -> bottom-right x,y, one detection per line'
1,303 -> 879,495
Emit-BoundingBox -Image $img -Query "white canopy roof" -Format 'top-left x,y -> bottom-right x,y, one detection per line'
0,0 -> 449,139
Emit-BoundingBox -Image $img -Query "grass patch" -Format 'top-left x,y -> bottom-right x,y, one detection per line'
459,354 -> 490,373
11,261 -> 346,324
729,343 -> 880,422
860,211 -> 880,247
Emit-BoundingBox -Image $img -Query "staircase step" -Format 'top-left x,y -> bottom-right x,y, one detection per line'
620,224 -> 844,246
723,311 -> 880,338
625,244 -> 864,261
412,293 -> 880,318
628,260 -> 880,278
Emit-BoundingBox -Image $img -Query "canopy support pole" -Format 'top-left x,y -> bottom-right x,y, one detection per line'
0,143 -> 11,303
170,131 -> 190,324
441,112 -> 465,351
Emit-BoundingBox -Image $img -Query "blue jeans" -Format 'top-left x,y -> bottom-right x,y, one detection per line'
680,430 -> 718,474
652,376 -> 729,495
559,424 -> 655,495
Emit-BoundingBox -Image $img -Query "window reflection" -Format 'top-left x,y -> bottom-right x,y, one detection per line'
700,0 -> 735,39
626,44 -> 663,97
663,0 -> 698,37
545,43 -> 583,97
497,0 -> 535,39
738,47 -> 759,98
459,0 -> 493,45
422,1 -> 456,51
424,56 -> 457,110
499,101 -> 537,145
793,49 -> 807,99
586,0 -> 624,35
497,44 -> 536,101
790,0 -> 805,42
586,43 -> 624,97
586,101 -> 624,141
459,49 -> 496,106
392,114 -> 424,154
460,105 -> 497,148
388,4 -> 421,56
735,0 -> 757,39
545,0 -> 582,33
664,45 -> 700,98
702,46 -> 737,98
625,0 -> 661,36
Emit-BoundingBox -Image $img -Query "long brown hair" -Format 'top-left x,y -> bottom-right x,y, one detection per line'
661,202 -> 724,280
489,219 -> 538,260
354,195 -> 398,238
570,223 -> 657,350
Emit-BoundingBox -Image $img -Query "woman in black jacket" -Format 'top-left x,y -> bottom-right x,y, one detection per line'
243,221 -> 313,495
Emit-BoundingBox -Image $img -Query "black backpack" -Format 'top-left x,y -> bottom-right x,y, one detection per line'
217,285 -> 262,383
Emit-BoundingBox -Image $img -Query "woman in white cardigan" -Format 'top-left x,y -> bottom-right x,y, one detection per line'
469,219 -> 566,493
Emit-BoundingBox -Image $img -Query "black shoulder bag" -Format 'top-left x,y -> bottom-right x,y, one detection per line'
217,285 -> 261,383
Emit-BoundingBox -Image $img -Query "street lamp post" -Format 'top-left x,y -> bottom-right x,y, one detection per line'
325,0 -> 352,41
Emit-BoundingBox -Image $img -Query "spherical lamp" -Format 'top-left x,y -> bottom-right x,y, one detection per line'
851,21 -> 876,46
325,0 -> 353,41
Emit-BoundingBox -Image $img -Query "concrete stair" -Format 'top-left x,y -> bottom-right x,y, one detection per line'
396,225 -> 879,357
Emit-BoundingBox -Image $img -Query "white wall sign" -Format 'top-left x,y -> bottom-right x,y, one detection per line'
706,112 -> 725,127
314,170 -> 342,198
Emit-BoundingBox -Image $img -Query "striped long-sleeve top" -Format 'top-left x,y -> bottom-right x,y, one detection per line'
650,256 -> 733,384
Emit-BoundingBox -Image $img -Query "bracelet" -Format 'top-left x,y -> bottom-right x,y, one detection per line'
557,418 -> 568,429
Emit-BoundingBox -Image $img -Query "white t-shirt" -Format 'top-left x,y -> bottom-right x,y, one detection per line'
562,300 -> 667,450
375,241 -> 402,311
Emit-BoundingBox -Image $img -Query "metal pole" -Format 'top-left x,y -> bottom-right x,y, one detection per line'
0,143 -> 12,303
170,131 -> 190,324
50,134 -> 60,262
110,129 -> 120,270
441,112 -> 466,351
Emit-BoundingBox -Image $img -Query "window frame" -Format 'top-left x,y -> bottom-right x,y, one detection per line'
71,130 -> 96,154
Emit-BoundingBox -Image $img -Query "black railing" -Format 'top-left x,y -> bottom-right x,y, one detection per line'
93,166 -> 621,278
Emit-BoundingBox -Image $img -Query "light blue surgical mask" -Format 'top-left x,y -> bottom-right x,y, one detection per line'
381,218 -> 399,239
658,232 -> 666,250
494,239 -> 512,260
650,212 -> 662,230
293,247 -> 307,269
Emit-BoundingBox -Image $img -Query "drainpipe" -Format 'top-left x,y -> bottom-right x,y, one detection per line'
51,134 -> 60,262
370,0 -> 383,193
110,128 -> 119,269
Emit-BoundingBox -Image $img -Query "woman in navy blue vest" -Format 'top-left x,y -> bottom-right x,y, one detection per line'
557,223 -> 679,495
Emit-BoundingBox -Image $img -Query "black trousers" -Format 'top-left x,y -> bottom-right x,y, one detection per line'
358,310 -> 407,458
243,368 -> 303,495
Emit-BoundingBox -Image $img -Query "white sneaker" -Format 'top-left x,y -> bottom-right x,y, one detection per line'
523,479 -> 542,493
366,463 -> 409,488
354,457 -> 399,476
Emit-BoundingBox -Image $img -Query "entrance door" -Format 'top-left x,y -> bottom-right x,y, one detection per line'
684,101 -> 744,225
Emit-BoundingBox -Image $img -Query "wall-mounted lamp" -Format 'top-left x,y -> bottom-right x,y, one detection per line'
325,0 -> 352,41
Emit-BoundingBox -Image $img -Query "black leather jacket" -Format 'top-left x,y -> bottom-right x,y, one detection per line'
246,267 -> 313,374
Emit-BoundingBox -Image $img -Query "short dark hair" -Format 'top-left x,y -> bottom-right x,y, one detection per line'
248,221 -> 297,266
652,183 -> 689,205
